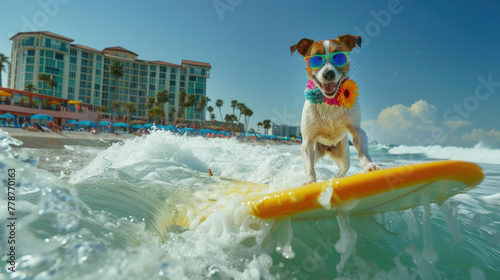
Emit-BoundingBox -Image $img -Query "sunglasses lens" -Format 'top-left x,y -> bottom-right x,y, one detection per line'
331,53 -> 348,67
308,56 -> 324,69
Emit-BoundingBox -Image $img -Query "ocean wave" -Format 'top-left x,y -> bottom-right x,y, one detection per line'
388,142 -> 500,165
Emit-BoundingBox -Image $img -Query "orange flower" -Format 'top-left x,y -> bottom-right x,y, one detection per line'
337,80 -> 359,108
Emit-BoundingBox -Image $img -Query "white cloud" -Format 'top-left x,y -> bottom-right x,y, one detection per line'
362,100 -> 442,145
442,120 -> 472,131
362,100 -> 500,147
461,128 -> 500,146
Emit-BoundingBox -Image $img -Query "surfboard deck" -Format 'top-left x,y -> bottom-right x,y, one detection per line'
242,160 -> 484,220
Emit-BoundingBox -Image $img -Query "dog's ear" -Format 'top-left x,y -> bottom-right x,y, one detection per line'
337,34 -> 362,50
290,38 -> 314,56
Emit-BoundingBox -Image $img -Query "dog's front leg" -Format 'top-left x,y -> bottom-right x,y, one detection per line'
301,140 -> 317,184
349,126 -> 378,172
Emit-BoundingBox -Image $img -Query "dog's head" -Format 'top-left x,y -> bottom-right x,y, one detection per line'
290,35 -> 361,98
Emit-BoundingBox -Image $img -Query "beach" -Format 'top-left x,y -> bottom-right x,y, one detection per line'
1,127 -> 135,148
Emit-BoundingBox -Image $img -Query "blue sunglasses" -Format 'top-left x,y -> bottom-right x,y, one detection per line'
304,52 -> 350,69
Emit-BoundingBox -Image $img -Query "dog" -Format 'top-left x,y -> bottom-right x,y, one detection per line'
290,34 -> 378,184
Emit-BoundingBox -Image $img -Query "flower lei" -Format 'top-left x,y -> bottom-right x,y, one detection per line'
304,78 -> 359,108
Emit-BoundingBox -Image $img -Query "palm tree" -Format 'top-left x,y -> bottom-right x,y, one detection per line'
38,74 -> 50,95
257,122 -> 263,134
215,99 -> 223,121
146,96 -> 155,110
230,114 -> 238,131
97,106 -> 106,118
111,101 -> 121,121
243,107 -> 253,134
24,83 -> 36,92
156,88 -> 169,108
231,100 -> 238,115
186,94 -> 196,121
207,106 -> 214,120
48,77 -> 57,96
148,106 -> 165,124
178,90 -> 187,121
109,61 -> 124,102
224,114 -> 231,128
124,102 -> 137,124
197,97 -> 210,125
236,102 -> 246,125
0,53 -> 10,87
156,88 -> 169,123
263,119 -> 272,134
210,113 -> 216,122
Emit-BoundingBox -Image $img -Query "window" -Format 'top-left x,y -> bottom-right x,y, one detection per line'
159,73 -> 166,79
70,57 -> 77,64
169,80 -> 176,86
96,69 -> 101,76
180,75 -> 185,81
189,76 -> 196,81
27,50 -> 35,56
150,72 -> 156,77
150,65 -> 156,71
197,77 -> 205,83
25,73 -> 33,80
70,49 -> 77,56
160,66 -> 166,72
26,57 -> 35,64
45,50 -> 54,58
26,65 -> 34,72
180,82 -> 185,87
169,86 -> 176,93
69,72 -> 76,79
170,74 -> 176,79
149,85 -> 155,90
55,53 -> 64,60
96,55 -> 102,62
171,68 -> 176,73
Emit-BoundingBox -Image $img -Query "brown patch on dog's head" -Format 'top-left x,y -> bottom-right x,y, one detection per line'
336,34 -> 362,51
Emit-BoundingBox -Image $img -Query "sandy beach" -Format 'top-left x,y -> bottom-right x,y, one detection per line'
1,127 -> 136,148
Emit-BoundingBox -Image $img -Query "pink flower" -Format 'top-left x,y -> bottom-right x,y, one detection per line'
306,79 -> 315,90
324,96 -> 340,106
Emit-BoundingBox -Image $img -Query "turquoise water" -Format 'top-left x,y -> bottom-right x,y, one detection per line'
1,129 -> 500,279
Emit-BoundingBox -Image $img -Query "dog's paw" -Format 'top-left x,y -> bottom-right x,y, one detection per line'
363,163 -> 379,172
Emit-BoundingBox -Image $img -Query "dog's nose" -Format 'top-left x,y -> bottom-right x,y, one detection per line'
323,70 -> 335,81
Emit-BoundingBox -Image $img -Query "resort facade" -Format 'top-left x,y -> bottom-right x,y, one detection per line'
7,31 -> 211,121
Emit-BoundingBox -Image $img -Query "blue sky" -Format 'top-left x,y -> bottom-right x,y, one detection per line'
1,0 -> 499,147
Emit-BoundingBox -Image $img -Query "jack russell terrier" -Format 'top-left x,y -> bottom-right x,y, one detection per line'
290,34 -> 378,184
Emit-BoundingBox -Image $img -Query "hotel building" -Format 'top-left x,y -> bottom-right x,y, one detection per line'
7,31 -> 211,121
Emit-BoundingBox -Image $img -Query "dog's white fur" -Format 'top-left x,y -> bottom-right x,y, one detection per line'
297,38 -> 378,184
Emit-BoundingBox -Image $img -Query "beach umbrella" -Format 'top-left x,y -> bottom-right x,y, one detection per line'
66,119 -> 79,124
132,124 -> 144,129
78,120 -> 97,127
164,125 -> 177,131
0,113 -> 16,119
99,121 -> 112,126
0,90 -> 12,97
47,100 -> 61,105
112,122 -> 130,128
179,128 -> 196,132
143,123 -> 154,128
68,100 -> 80,105
198,129 -> 215,134
30,114 -> 54,121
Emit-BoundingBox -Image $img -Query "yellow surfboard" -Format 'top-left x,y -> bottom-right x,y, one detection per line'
167,161 -> 484,230
242,160 -> 484,220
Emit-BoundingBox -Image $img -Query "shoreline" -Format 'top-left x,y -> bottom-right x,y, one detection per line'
1,127 -> 135,148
